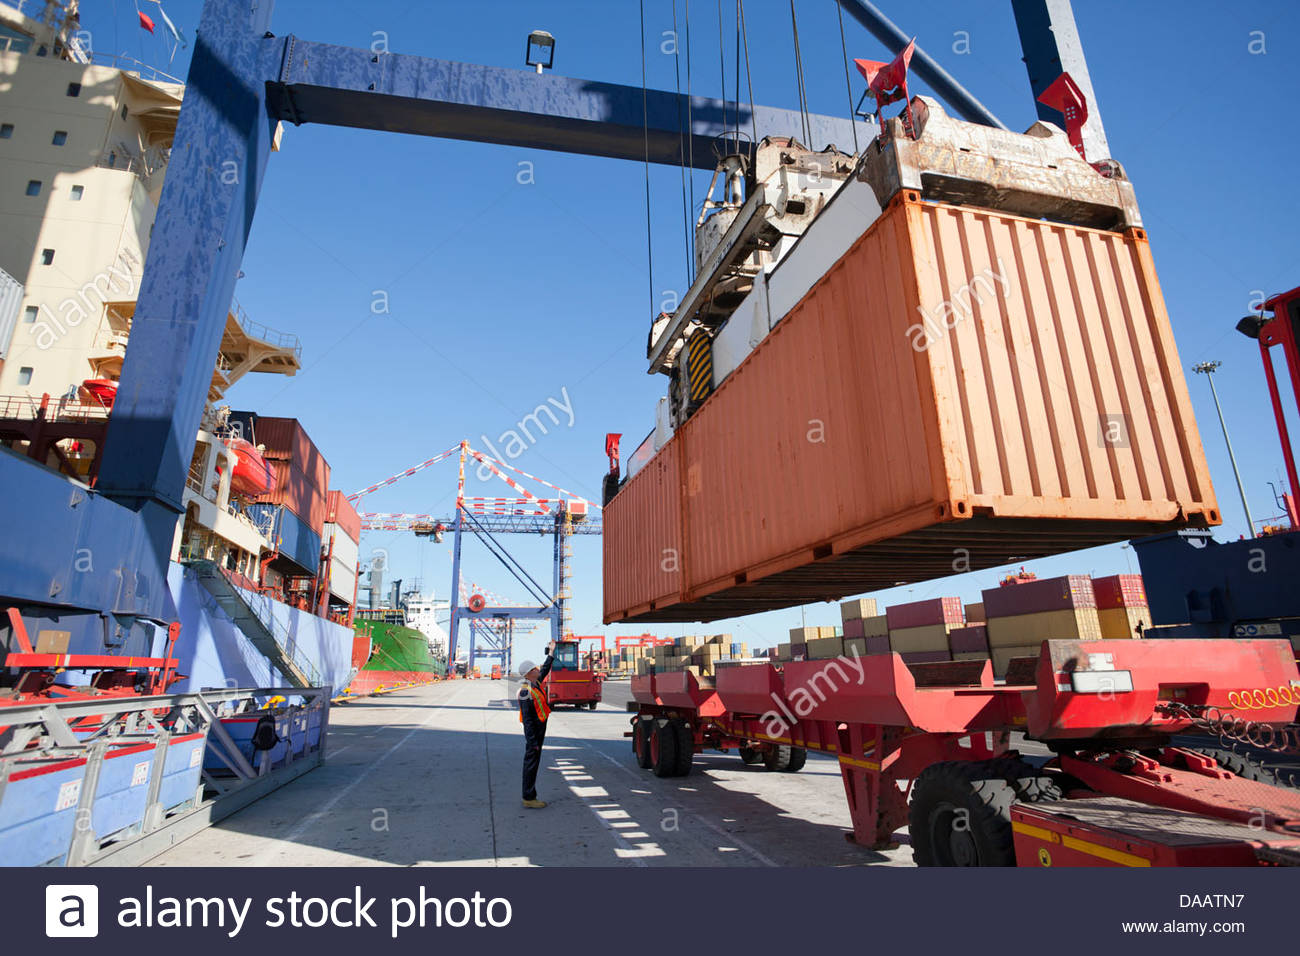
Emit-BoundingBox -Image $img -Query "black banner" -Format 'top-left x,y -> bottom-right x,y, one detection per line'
7,867 -> 1288,951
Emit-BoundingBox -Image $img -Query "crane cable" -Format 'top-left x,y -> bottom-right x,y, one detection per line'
684,0 -> 696,272
836,0 -> 860,154
715,0 -> 727,152
788,0 -> 813,147
737,0 -> 757,149
639,0 -> 654,317
671,0 -> 693,281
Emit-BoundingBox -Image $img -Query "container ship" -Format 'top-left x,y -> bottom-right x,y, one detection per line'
349,603 -> 448,696
0,1 -> 358,696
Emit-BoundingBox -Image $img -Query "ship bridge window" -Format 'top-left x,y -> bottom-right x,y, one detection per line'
52,130 -> 67,146
120,104 -> 129,121
66,82 -> 81,97
25,180 -> 42,196
17,367 -> 32,386
22,306 -> 37,324
0,123 -> 12,138
70,185 -> 83,200
40,249 -> 54,265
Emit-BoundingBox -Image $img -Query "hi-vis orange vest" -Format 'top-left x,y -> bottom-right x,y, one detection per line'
520,682 -> 550,723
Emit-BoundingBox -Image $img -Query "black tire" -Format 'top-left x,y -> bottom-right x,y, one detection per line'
587,701 -> 598,711
671,719 -> 694,776
783,747 -> 807,773
633,719 -> 654,769
652,720 -> 679,778
763,744 -> 792,772
738,745 -> 762,765
909,758 -> 1062,867
1187,746 -> 1292,788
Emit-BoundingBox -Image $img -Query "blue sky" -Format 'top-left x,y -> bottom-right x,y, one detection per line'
85,1 -> 1300,659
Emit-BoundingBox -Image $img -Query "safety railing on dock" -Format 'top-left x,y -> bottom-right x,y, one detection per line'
0,685 -> 331,867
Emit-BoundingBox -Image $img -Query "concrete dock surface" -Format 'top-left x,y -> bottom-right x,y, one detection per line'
149,678 -> 914,867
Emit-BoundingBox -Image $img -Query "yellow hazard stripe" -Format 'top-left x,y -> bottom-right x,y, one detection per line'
837,754 -> 881,771
1012,821 -> 1150,867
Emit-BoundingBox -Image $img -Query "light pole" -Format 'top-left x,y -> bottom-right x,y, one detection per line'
1193,361 -> 1256,537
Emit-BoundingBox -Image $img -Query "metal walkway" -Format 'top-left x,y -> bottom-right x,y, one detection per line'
190,560 -> 320,688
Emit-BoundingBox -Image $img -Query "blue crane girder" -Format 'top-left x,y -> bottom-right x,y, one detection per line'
266,39 -> 861,169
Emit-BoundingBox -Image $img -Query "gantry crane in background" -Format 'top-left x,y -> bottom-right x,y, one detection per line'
349,441 -> 601,673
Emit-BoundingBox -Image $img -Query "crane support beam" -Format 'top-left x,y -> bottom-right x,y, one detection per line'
1010,0 -> 1110,160
834,0 -> 1007,129
267,39 -> 860,168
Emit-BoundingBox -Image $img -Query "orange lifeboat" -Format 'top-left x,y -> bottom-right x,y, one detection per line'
80,379 -> 118,409
228,438 -> 276,497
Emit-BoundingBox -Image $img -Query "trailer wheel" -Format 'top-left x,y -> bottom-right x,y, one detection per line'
633,719 -> 654,769
909,759 -> 1060,867
763,745 -> 792,772
782,747 -> 807,773
1187,747 -> 1293,788
652,720 -> 680,777
671,719 -> 694,776
738,745 -> 762,765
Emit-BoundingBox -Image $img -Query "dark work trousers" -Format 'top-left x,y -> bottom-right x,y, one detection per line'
522,710 -> 548,800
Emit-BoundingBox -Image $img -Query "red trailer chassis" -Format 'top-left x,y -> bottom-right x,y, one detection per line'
628,639 -> 1300,866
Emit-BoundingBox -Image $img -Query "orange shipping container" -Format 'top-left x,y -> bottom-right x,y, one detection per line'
244,416 -> 331,534
604,193 -> 1218,624
326,490 -> 363,543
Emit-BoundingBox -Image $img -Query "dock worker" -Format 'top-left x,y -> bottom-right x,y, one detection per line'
517,641 -> 555,808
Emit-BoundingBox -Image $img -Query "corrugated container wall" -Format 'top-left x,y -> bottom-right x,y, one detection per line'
324,521 -> 360,602
982,575 -> 1096,618
0,266 -> 22,361
604,194 -> 1219,624
886,597 -> 964,630
240,415 -> 331,535
326,490 -> 362,543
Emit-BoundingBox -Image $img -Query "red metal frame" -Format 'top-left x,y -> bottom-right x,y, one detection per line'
1257,286 -> 1300,524
629,639 -> 1300,861
2,608 -> 183,707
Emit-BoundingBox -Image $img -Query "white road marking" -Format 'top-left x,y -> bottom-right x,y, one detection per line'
582,740 -> 780,867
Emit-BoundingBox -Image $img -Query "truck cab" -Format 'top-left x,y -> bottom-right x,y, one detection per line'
543,638 -> 602,710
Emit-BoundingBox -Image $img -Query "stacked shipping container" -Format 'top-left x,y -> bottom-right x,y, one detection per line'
238,414 -> 331,576
778,574 -> 1146,676
1092,573 -> 1150,640
324,490 -> 361,606
984,575 -> 1102,676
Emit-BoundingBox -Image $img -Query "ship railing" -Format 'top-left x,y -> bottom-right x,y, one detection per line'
91,327 -> 131,355
87,52 -> 184,86
0,685 -> 331,867
185,458 -> 207,495
93,144 -> 169,186
0,392 -> 110,423
0,35 -> 33,55
230,298 -> 303,359
226,504 -> 272,540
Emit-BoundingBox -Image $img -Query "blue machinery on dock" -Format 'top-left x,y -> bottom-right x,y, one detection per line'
0,686 -> 330,866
